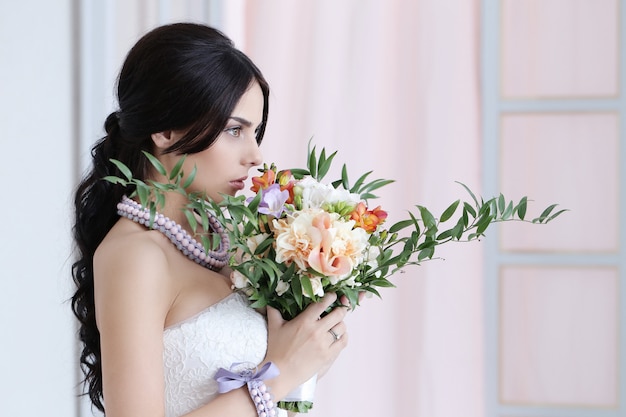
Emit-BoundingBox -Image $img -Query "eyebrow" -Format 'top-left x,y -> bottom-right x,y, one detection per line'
229,116 -> 253,128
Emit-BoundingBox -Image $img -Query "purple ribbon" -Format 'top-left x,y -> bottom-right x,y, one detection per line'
214,362 -> 280,393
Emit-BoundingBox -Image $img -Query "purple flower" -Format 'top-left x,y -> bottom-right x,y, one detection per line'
258,184 -> 289,218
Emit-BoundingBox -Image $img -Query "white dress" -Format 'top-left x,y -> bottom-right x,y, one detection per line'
163,292 -> 287,417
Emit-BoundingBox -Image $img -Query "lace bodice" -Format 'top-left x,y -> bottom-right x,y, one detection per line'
163,292 -> 284,417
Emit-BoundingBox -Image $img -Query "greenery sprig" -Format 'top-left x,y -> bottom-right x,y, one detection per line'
104,145 -> 567,318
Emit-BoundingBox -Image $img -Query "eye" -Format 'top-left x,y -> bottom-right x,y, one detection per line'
225,126 -> 242,137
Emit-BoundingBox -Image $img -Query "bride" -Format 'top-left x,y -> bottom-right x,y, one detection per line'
71,22 -> 350,417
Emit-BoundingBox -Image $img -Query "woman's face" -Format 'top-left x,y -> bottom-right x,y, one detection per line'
165,82 -> 265,202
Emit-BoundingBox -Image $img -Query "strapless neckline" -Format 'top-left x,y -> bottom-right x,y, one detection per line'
164,292 -> 240,331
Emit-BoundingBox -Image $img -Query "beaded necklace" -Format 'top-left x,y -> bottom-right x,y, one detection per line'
117,195 -> 230,271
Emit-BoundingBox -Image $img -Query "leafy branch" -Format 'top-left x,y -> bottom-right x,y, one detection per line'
280,146 -> 568,308
103,146 -> 568,317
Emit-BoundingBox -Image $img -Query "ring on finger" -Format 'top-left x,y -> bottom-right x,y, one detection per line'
328,328 -> 341,343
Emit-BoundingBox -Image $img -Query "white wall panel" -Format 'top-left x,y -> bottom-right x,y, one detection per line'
0,1 -> 76,416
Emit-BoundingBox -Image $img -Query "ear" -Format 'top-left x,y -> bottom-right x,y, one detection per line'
151,130 -> 175,150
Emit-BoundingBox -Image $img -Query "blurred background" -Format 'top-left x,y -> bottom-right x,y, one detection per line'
1,0 -> 623,416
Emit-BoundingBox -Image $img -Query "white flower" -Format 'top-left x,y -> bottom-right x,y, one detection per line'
231,270 -> 250,290
304,276 -> 325,298
246,233 -> 271,254
272,209 -> 320,272
275,280 -> 289,296
296,177 -> 359,209
366,245 -> 381,268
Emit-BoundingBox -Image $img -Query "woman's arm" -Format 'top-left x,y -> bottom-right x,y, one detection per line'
94,234 -> 173,417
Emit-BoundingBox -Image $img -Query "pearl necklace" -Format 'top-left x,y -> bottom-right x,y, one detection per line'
117,195 -> 230,271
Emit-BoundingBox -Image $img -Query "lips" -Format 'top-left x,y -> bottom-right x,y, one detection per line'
230,177 -> 248,191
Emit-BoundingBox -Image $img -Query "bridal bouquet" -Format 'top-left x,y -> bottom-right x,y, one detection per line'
106,144 -> 566,413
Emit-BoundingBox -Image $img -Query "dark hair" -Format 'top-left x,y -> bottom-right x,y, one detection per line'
71,22 -> 269,412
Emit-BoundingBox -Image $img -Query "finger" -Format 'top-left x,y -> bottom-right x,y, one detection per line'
327,322 -> 347,344
318,303 -> 348,329
327,327 -> 341,344
339,294 -> 350,308
303,292 -> 337,319
266,306 -> 285,331
329,329 -> 349,350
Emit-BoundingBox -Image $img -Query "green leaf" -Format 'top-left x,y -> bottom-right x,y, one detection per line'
388,219 -> 415,233
317,149 -> 337,180
538,203 -> 558,220
182,165 -> 197,189
300,275 -> 315,298
417,205 -> 437,229
489,199 -> 498,218
169,155 -> 187,181
451,223 -> 464,240
142,151 -> 167,176
350,171 -> 373,194
463,202 -> 477,218
360,192 -> 379,200
359,178 -> 394,194
456,181 -> 479,207
341,164 -> 350,190
277,401 -> 314,413
110,159 -> 133,181
308,146 -> 317,178
361,286 -> 382,298
341,288 -> 360,310
247,191 -> 262,213
497,193 -> 505,214
152,181 -> 172,192
416,239 -> 437,251
200,235 -> 212,253
148,203 -> 157,227
156,192 -> 166,210
367,278 -> 395,288
502,201 -> 514,220
475,213 -> 494,235
254,237 -> 274,255
461,207 -> 469,227
417,246 -> 434,261
289,168 -> 310,179
479,198 -> 493,216
408,211 -> 421,235
515,197 -> 527,220
184,209 -> 198,233
436,229 -> 453,240
546,208 -> 568,222
290,274 -> 303,309
136,183 -> 149,206
102,175 -> 127,186
440,199 -> 460,223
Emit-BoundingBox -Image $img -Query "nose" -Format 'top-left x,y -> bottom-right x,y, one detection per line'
246,140 -> 263,167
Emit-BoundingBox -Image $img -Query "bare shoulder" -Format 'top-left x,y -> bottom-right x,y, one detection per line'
93,219 -> 174,326
95,220 -> 171,283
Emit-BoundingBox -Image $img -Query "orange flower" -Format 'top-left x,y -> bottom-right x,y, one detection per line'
251,169 -> 276,193
350,202 -> 388,233
277,170 -> 296,204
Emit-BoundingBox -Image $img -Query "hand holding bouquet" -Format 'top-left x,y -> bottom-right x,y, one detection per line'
106,144 -> 566,412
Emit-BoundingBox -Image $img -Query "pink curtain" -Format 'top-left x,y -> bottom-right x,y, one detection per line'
237,1 -> 484,416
